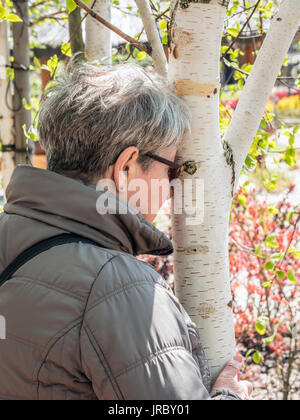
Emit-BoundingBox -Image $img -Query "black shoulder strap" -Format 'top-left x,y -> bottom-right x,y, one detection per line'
0,233 -> 102,288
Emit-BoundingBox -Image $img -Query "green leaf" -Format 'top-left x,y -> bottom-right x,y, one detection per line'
22,98 -> 32,111
6,13 -> 22,22
265,261 -> 274,271
0,1 -> 7,20
66,0 -> 77,14
287,269 -> 297,284
245,155 -> 256,170
265,235 -> 279,248
33,57 -> 40,69
47,54 -> 58,77
159,20 -> 167,30
238,194 -> 247,208
255,245 -> 267,259
61,42 -> 72,57
162,34 -> 168,45
261,119 -> 267,129
262,282 -> 273,288
263,334 -> 275,346
246,349 -> 255,358
276,270 -> 286,280
137,51 -> 147,61
22,124 -> 37,142
284,147 -> 296,167
268,206 -> 279,215
253,351 -> 262,364
227,28 -> 239,38
256,319 -> 266,336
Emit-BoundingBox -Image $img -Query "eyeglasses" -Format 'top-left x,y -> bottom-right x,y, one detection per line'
111,150 -> 198,182
145,152 -> 185,182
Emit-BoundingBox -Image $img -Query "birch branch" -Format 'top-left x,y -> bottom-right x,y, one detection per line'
223,0 -> 300,193
221,0 -> 260,60
135,0 -> 168,78
73,0 -> 149,54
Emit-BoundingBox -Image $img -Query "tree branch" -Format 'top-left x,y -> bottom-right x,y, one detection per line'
135,0 -> 168,77
221,0 -> 260,60
30,10 -> 67,26
73,0 -> 149,54
223,0 -> 300,194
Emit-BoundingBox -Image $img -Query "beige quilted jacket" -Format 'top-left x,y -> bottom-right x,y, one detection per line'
0,165 -> 238,400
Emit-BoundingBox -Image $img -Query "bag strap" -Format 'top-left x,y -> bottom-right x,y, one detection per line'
0,233 -> 102,288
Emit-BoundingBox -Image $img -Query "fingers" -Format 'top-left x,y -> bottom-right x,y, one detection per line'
226,359 -> 242,370
223,354 -> 246,378
233,353 -> 243,363
226,354 -> 244,370
246,381 -> 254,396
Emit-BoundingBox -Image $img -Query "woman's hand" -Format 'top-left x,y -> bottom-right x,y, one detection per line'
212,353 -> 253,400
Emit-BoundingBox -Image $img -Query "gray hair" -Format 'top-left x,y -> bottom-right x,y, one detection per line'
38,61 -> 192,182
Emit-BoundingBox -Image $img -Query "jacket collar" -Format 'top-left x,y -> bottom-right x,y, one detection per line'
4,165 -> 173,256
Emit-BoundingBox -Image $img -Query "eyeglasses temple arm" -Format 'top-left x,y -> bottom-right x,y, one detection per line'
145,152 -> 182,169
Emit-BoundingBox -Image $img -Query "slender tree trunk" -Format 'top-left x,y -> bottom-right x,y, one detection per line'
0,17 -> 15,193
224,0 -> 300,191
135,0 -> 168,77
85,0 -> 112,64
69,6 -> 85,61
168,0 -> 233,381
12,0 -> 31,165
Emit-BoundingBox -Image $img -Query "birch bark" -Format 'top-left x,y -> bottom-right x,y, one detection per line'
85,0 -> 112,64
135,0 -> 168,77
168,0 -> 233,381
168,0 -> 300,381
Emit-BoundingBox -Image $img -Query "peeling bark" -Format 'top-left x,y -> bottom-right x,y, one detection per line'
168,0 -> 234,381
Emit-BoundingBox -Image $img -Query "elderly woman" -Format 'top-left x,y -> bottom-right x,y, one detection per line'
0,62 -> 251,400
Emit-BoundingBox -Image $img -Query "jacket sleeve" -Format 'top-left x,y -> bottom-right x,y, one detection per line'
79,254 -> 239,400
175,301 -> 241,401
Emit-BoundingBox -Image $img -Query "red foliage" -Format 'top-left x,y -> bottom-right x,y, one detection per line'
139,188 -> 300,369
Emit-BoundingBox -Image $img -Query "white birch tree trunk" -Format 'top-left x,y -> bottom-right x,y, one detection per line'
12,0 -> 31,166
85,0 -> 112,64
135,0 -> 168,78
0,18 -> 15,193
167,0 -> 300,381
168,0 -> 233,381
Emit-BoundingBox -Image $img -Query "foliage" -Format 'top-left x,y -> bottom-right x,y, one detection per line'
139,184 -> 299,399
0,0 -> 22,22
230,187 -> 299,399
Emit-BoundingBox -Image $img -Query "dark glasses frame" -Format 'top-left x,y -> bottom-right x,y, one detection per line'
111,150 -> 198,181
144,152 -> 185,182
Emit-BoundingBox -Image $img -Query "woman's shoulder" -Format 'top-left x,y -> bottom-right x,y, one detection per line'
84,248 -> 174,310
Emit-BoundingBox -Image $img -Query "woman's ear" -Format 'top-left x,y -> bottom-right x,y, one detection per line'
113,146 -> 139,193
